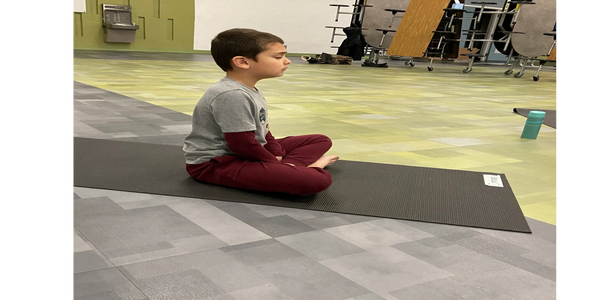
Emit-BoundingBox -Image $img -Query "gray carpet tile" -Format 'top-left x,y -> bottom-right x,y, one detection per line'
75,251 -> 113,274
122,268 -> 235,300
320,246 -> 453,298
250,255 -> 373,300
74,81 -> 190,146
276,230 -> 366,261
244,215 -> 319,238
74,267 -> 148,300
74,186 -> 556,299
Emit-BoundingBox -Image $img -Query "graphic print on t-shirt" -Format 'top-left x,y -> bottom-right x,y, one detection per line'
259,107 -> 266,125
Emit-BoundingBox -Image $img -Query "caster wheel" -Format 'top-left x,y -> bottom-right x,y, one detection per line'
514,72 -> 524,78
504,70 -> 513,75
410,62 -> 415,67
427,66 -> 433,71
463,68 -> 472,73
533,76 -> 539,81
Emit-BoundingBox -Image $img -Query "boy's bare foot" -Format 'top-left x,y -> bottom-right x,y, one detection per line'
308,155 -> 340,169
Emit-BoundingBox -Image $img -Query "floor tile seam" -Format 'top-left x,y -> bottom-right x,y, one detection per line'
392,233 -> 560,282
315,245 -> 455,299
439,237 -> 557,282
93,218 -> 310,267
310,256 -> 383,298
110,265 -> 153,300
75,269 -> 151,300
71,226 -> 379,297
75,219 -> 556,282
101,237 -> 329,298
311,238 -> 455,294
74,225 -> 121,270
73,264 -> 123,276
268,233 -> 388,296
71,211 -> 218,268
102,236 -> 276,269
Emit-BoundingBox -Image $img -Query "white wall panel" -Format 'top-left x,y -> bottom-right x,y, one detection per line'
74,0 -> 86,13
194,0 -> 355,54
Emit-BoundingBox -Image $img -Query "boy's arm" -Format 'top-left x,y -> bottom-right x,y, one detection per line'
224,131 -> 280,163
264,130 -> 286,157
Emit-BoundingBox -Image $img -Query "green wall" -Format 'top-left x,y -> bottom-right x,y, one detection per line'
74,0 -> 195,52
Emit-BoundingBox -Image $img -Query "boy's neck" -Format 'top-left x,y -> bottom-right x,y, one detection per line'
226,72 -> 258,90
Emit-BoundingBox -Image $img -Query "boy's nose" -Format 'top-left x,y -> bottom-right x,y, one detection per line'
285,57 -> 291,65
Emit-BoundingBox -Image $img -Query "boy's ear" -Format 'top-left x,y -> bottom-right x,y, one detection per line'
231,56 -> 250,70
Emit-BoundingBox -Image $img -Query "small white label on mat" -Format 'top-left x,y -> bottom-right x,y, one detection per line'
483,174 -> 504,187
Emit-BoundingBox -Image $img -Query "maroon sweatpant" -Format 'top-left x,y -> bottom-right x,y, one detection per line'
186,134 -> 333,196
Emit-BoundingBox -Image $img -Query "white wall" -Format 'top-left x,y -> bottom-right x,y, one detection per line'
194,0 -> 355,54
74,0 -> 86,13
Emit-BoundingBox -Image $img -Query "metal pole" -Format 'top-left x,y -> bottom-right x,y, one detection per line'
479,13 -> 500,62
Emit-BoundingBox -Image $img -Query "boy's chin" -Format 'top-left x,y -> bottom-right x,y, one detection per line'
263,73 -> 285,79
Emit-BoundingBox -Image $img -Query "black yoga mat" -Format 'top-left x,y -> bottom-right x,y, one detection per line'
513,108 -> 556,129
74,138 -> 531,233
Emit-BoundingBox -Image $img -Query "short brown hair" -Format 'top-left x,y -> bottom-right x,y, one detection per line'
211,28 -> 285,72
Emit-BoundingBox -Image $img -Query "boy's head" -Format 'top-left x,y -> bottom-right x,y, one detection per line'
211,28 -> 286,72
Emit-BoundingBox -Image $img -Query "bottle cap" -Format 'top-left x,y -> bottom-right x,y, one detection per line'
527,111 -> 546,122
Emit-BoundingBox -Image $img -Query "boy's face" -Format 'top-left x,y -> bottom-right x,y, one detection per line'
248,42 -> 291,79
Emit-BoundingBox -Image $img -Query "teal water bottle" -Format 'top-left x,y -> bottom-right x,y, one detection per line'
520,111 -> 546,139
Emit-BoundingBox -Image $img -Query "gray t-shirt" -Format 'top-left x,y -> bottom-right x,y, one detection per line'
183,77 -> 269,164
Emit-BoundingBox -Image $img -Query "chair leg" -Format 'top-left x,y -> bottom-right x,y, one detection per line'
379,33 -> 387,47
504,57 -> 517,75
533,60 -> 546,81
534,62 -> 544,77
463,57 -> 475,73
513,58 -> 526,78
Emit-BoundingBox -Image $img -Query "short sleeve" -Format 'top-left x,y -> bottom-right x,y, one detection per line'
210,90 -> 257,133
